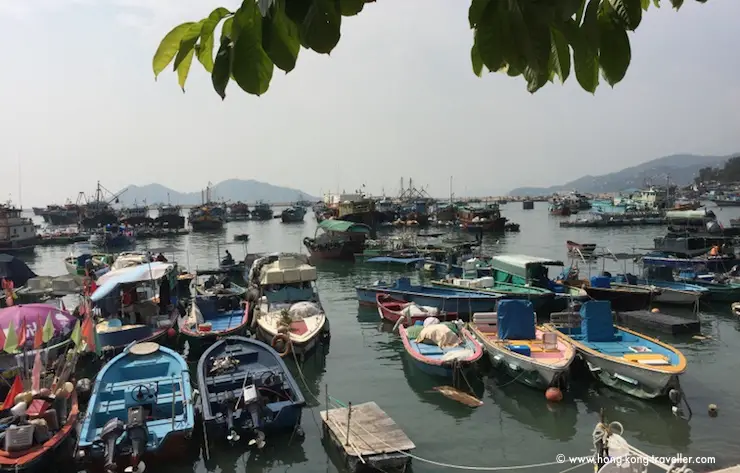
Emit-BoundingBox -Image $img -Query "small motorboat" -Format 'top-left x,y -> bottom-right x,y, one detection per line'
565,276 -> 657,312
248,254 -> 328,361
196,336 -> 305,446
398,320 -> 483,378
611,275 -> 707,306
469,299 -> 575,391
544,301 -> 687,400
77,342 -> 195,473
194,278 -> 247,298
178,295 -> 250,359
375,293 -> 458,326
566,240 -> 597,258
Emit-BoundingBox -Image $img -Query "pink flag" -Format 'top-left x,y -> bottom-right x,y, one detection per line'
31,351 -> 42,392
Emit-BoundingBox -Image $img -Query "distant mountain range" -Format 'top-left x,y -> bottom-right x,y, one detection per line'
508,153 -> 735,196
115,179 -> 318,206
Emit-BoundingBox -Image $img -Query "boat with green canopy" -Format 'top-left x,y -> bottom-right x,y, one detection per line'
303,219 -> 371,261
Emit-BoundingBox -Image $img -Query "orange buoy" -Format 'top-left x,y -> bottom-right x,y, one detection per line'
545,387 -> 563,402
651,308 -> 660,313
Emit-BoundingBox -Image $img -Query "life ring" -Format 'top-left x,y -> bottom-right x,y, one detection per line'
271,333 -> 292,357
732,302 -> 740,317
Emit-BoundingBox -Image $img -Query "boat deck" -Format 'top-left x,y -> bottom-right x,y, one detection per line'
205,310 -> 246,331
321,401 -> 414,471
615,310 -> 700,335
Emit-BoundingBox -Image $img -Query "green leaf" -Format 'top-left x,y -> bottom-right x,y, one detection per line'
573,41 -> 598,93
286,0 -> 311,25
670,0 -> 684,9
575,0 -> 587,24
608,0 -> 642,30
340,0 -> 365,16
474,2 -> 505,72
523,66 -> 548,93
652,0 -> 660,6
496,0 -> 528,72
153,22 -> 196,78
640,0 -> 650,10
232,0 -> 274,95
505,64 -> 521,77
197,8 -> 232,73
572,5 -> 600,93
263,1 -> 301,72
560,0 -> 586,21
212,40 -> 232,99
471,42 -> 483,77
598,11 -> 630,86
173,21 -> 203,72
522,12 -> 552,75
468,0 -> 491,28
301,0 -> 342,54
176,49 -> 195,92
549,27 -> 570,83
221,17 -> 234,40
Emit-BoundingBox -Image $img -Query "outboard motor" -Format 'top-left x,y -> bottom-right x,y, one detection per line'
222,391 -> 240,442
125,406 -> 149,473
243,384 -> 266,449
100,418 -> 125,473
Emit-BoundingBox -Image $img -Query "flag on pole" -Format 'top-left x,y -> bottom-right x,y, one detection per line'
16,317 -> 27,349
31,351 -> 42,392
34,315 -> 44,349
70,320 -> 81,347
82,315 -> 98,354
1,376 -> 23,409
42,313 -> 54,343
3,320 -> 18,354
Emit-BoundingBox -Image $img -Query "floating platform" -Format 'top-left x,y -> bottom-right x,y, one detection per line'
560,218 -> 666,228
615,310 -> 700,335
36,234 -> 88,246
321,401 -> 415,472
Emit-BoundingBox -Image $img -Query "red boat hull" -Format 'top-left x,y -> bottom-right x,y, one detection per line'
375,294 -> 459,325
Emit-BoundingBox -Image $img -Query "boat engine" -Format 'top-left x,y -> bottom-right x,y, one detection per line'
242,384 -> 266,449
100,418 -> 125,473
124,406 -> 149,473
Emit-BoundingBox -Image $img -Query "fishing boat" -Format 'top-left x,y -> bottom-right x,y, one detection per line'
0,203 -> 37,254
178,291 -> 249,359
355,277 -> 500,318
77,342 -> 195,473
610,274 -> 707,306
89,225 -> 136,249
565,276 -> 656,312
641,252 -> 737,272
566,240 -> 597,259
193,278 -> 247,298
251,201 -> 274,221
430,277 -> 555,312
398,320 -> 482,378
196,336 -> 305,446
303,220 -> 371,261
544,301 -> 687,400
457,204 -> 507,232
64,243 -> 112,282
90,262 -> 180,355
376,293 -> 458,325
0,349 -> 81,472
675,270 -> 740,301
248,254 -> 328,360
469,300 -> 575,390
281,206 -> 306,223
227,202 -> 250,222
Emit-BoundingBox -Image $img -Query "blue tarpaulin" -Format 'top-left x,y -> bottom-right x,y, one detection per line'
580,301 -> 615,342
497,299 -> 535,340
91,262 -> 173,302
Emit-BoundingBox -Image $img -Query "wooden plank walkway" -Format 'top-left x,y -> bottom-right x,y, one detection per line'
321,401 -> 415,458
615,310 -> 700,335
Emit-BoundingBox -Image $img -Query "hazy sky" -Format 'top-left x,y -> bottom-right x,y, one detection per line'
1,0 -> 738,206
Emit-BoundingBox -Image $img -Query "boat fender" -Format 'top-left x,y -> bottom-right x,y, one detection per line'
271,333 -> 292,357
732,302 -> 740,316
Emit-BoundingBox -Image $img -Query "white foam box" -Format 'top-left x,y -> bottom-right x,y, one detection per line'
263,268 -> 285,285
457,279 -> 471,288
299,266 -> 317,281
473,312 -> 498,323
477,276 -> 494,288
282,268 -> 301,284
278,256 -> 298,270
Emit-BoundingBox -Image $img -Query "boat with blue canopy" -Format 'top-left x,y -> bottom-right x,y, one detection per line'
196,336 -> 305,447
90,262 -> 180,355
544,301 -> 687,400
355,277 -> 501,318
77,342 -> 195,473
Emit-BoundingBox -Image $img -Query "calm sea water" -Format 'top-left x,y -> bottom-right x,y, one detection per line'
24,204 -> 740,472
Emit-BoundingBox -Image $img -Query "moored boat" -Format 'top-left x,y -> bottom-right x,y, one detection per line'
248,254 -> 328,361
77,342 -> 195,472
565,276 -> 656,312
611,275 -> 707,306
196,336 -> 305,446
675,271 -> 740,301
64,243 -> 112,283
251,201 -> 274,221
469,299 -> 575,390
178,293 -> 249,359
566,240 -> 596,259
398,320 -> 482,378
281,206 -> 306,223
355,277 -> 500,318
544,301 -> 687,400
303,220 -> 371,261
430,277 -> 555,312
375,293 -> 458,326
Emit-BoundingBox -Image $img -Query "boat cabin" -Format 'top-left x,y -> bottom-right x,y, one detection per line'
491,254 -> 565,287
259,255 -> 318,303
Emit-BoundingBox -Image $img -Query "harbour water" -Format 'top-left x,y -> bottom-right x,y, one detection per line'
25,203 -> 740,472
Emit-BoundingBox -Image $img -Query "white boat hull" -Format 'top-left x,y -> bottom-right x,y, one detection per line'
579,351 -> 679,399
651,288 -> 700,306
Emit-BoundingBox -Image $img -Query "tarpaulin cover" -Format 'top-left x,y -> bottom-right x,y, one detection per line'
92,262 -> 173,302
0,304 -> 76,338
580,300 -> 615,342
497,299 -> 535,340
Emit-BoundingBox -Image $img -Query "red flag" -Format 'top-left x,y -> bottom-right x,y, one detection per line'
16,318 -> 27,348
81,315 -> 96,353
33,316 -> 43,349
2,376 -> 23,409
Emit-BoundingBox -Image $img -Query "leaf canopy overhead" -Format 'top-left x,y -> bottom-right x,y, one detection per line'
152,0 -> 708,99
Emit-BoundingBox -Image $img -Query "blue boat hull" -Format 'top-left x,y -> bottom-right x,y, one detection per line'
356,286 -> 498,317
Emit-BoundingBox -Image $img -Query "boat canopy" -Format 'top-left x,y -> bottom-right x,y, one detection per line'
318,219 -> 371,234
92,262 -> 174,302
491,255 -> 564,280
665,209 -> 715,221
